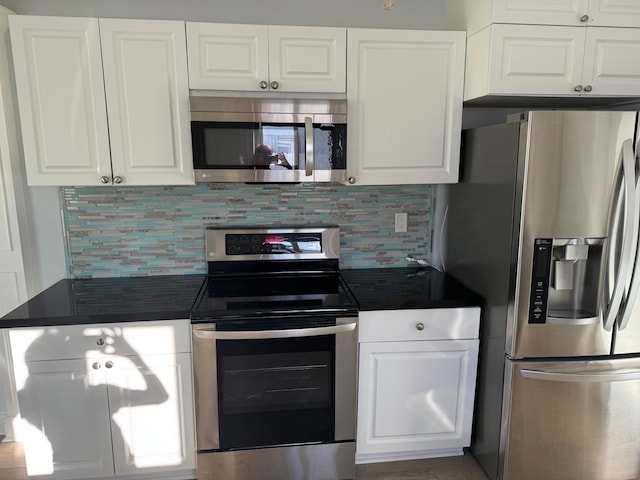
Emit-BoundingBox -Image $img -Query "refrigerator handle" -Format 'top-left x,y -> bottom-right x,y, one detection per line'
618,143 -> 640,331
604,139 -> 637,332
521,368 -> 640,383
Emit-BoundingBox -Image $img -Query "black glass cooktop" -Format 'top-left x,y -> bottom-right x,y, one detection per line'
191,272 -> 358,321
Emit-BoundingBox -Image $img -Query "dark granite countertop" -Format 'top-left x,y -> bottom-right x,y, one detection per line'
1,269 -> 482,329
340,267 -> 483,311
0,275 -> 206,328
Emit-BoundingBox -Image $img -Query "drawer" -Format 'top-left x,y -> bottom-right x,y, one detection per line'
358,307 -> 480,343
9,319 -> 192,362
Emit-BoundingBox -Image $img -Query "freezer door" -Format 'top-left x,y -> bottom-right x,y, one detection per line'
501,358 -> 640,480
512,111 -> 637,358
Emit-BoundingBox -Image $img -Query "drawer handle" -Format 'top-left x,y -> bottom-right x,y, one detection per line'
96,338 -> 105,346
416,323 -> 425,331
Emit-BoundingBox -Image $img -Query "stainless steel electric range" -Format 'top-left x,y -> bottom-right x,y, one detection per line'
191,226 -> 358,480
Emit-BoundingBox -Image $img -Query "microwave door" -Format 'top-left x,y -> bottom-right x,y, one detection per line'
255,122 -> 311,182
192,117 -> 346,183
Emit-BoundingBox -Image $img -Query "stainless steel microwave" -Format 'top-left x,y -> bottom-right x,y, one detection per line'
190,96 -> 347,183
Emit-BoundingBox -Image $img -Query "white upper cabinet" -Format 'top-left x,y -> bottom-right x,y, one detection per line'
99,19 -> 193,186
465,23 -> 640,99
448,0 -> 640,101
346,29 -> 465,185
583,27 -> 640,95
186,23 -> 346,93
186,23 -> 269,91
448,0 -> 640,34
9,16 -> 112,186
9,16 -> 194,186
589,0 -> 640,28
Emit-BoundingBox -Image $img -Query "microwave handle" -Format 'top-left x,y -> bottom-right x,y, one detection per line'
305,116 -> 314,177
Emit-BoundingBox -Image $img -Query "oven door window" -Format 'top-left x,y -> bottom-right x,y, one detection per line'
216,335 -> 335,449
191,121 -> 346,173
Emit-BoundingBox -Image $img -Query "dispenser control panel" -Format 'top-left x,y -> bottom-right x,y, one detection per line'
529,238 -> 552,324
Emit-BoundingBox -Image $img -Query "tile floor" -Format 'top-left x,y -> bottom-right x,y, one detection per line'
0,436 -> 489,480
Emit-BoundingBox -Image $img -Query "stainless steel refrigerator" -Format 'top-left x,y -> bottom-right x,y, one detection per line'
447,111 -> 640,480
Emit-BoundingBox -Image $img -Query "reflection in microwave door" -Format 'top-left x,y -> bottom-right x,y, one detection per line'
269,163 -> 289,170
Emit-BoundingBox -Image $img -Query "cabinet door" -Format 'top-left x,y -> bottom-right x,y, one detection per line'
0,9 -> 28,316
582,27 -> 640,96
356,339 -> 479,458
106,353 -> 196,475
588,0 -> 640,27
269,26 -> 346,93
99,19 -> 194,186
13,359 -> 113,479
482,24 -> 587,96
186,22 -> 269,91
492,0 -> 590,26
347,29 -> 464,185
8,16 -> 111,186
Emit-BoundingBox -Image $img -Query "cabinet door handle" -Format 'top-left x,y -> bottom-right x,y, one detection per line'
580,14 -> 589,23
259,81 -> 268,89
574,85 -> 583,92
113,176 -> 123,184
584,85 -> 593,92
92,362 -> 101,370
416,323 -> 425,331
348,177 -> 356,184
100,176 -> 110,184
96,338 -> 105,346
105,361 -> 113,369
270,80 -> 279,90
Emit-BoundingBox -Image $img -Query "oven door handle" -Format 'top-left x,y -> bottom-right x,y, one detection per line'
193,321 -> 357,340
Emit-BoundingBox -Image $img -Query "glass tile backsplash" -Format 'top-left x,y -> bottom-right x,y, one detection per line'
61,183 -> 433,278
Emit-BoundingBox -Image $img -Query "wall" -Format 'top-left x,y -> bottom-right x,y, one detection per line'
1,0 -> 448,278
61,183 -> 434,277
0,0 -> 445,30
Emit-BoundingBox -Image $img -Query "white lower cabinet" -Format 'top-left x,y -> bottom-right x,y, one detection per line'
9,320 -> 196,480
17,359 -> 115,479
356,308 -> 480,463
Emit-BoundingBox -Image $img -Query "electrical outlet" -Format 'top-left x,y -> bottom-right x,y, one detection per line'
395,212 -> 408,233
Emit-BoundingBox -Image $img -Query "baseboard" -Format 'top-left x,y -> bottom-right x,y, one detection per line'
355,447 -> 464,464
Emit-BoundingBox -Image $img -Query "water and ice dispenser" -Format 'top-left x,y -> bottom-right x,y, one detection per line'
528,238 -> 603,324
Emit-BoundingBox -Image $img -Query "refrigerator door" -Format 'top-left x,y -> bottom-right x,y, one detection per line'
511,111 -> 636,359
501,357 -> 640,480
613,116 -> 640,355
614,269 -> 640,354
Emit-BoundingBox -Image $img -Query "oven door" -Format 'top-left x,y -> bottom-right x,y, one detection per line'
192,316 -> 357,452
